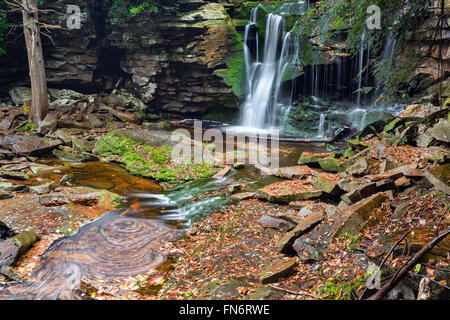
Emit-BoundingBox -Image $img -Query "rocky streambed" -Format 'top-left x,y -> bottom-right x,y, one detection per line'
0,105 -> 449,300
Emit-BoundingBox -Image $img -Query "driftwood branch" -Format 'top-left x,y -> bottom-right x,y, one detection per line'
367,229 -> 450,300
359,230 -> 410,300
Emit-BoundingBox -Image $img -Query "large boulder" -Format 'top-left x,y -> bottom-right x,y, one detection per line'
277,210 -> 326,253
0,135 -> 62,156
8,87 -> 32,105
332,192 -> 389,238
426,119 -> 450,143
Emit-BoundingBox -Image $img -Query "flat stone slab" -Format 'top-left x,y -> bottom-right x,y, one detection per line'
274,165 -> 317,179
299,203 -> 338,218
260,259 -> 297,284
213,165 -> 231,179
298,152 -> 338,165
364,169 -> 404,182
257,214 -> 296,231
288,200 -> 316,210
0,135 -> 62,156
256,180 -> 322,204
230,192 -> 255,204
277,210 -> 326,253
0,170 -> 29,181
332,192 -> 389,239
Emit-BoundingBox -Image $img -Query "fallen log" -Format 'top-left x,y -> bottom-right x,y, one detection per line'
367,229 -> 450,300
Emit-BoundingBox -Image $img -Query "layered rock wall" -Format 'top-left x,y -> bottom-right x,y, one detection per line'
0,0 -> 248,114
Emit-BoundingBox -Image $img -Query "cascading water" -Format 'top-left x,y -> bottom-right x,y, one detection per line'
356,33 -> 366,106
240,7 -> 301,130
237,2 -> 401,139
318,113 -> 325,138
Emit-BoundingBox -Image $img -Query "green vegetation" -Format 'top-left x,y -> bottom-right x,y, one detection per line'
17,122 -> 38,133
384,132 -> 407,146
321,274 -> 366,300
94,132 -> 219,185
108,0 -> 177,24
344,233 -> 360,251
287,0 -> 430,102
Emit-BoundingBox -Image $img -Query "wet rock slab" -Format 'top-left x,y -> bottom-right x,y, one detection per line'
230,192 -> 255,204
277,210 -> 325,253
256,179 -> 322,204
260,259 -> 297,284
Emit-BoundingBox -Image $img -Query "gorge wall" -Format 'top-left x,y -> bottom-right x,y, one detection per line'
0,0 -> 447,118
0,0 -> 256,115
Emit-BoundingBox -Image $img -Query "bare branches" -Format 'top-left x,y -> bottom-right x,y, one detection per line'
367,229 -> 450,300
359,230 -> 411,300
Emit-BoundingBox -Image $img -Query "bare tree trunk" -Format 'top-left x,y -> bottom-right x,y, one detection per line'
21,0 -> 48,124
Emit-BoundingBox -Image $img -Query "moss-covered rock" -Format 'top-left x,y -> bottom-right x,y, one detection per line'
318,157 -> 343,172
313,176 -> 341,195
298,151 -> 339,165
94,129 -> 219,187
383,118 -> 403,133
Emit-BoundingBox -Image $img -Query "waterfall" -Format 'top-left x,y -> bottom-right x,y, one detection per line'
318,113 -> 325,137
356,33 -> 365,105
372,36 -> 397,104
240,9 -> 300,130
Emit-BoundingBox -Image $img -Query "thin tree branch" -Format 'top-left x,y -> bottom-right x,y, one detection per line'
367,229 -> 450,300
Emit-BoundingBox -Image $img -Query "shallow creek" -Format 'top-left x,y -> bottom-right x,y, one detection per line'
0,141 -> 326,299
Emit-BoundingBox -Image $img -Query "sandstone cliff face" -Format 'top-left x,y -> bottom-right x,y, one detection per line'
397,0 -> 450,94
0,0 -> 247,114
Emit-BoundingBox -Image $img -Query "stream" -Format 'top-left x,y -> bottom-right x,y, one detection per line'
0,139 -> 326,299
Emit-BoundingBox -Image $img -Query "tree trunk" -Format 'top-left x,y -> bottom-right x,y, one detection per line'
21,0 -> 48,124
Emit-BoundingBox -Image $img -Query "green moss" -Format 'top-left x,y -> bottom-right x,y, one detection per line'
343,138 -> 370,158
318,157 -> 343,172
383,118 -> 402,133
94,132 -> 219,186
216,21 -> 245,98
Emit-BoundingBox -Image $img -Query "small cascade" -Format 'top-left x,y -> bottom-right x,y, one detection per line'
318,113 -> 325,137
356,33 -> 366,105
372,36 -> 397,104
